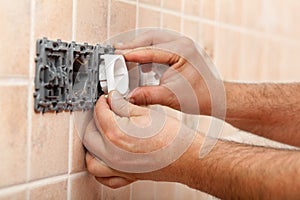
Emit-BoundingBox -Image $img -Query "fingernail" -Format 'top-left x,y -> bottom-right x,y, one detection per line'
110,90 -> 122,100
126,88 -> 138,99
129,98 -> 135,104
114,42 -> 124,48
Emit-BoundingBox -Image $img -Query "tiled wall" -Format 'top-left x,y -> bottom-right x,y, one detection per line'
0,0 -> 299,199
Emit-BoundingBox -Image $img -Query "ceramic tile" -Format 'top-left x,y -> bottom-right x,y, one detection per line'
131,181 -> 155,200
138,8 -> 160,28
279,43 -> 300,81
71,122 -> 86,173
200,0 -> 215,20
30,110 -> 69,180
162,13 -> 181,32
238,34 -> 267,81
140,0 -> 160,6
0,0 -> 30,77
110,1 -> 136,37
0,190 -> 26,200
183,19 -> 198,41
242,0 -> 300,39
70,173 -> 102,200
0,86 -> 27,187
163,0 -> 181,11
155,182 -> 177,200
34,0 -> 72,41
171,183 -> 197,200
184,0 -> 200,16
197,22 -> 215,58
102,185 -> 131,200
214,28 -> 243,81
76,0 -> 108,44
280,0 -> 300,39
219,0 -> 243,26
195,189 -> 215,199
260,39 -> 282,81
30,180 -> 67,200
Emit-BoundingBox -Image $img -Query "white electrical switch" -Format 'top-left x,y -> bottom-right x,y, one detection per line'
99,55 -> 129,96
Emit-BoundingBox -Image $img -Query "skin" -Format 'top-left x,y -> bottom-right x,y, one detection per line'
85,33 -> 300,199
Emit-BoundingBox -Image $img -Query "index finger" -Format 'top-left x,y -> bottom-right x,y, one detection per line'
124,47 -> 181,65
114,30 -> 180,50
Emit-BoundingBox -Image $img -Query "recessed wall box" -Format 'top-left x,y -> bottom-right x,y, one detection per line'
33,38 -> 116,113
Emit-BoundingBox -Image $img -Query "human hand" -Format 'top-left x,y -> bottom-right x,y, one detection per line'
115,30 -> 226,117
83,90 -> 199,188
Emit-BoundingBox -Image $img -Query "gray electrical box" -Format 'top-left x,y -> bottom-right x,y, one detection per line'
33,38 -> 114,113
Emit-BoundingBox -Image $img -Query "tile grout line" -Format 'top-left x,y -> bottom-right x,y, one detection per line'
180,0 -> 185,34
107,0 -> 111,38
0,172 -> 87,197
71,0 -> 77,41
129,184 -> 133,200
0,77 -> 29,85
68,0 -> 77,199
159,0 -> 163,29
136,0 -> 139,29
131,1 -> 139,199
26,0 -> 35,199
212,0 -> 220,71
126,1 -> 300,47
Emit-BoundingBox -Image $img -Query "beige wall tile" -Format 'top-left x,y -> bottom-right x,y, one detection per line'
171,183 -> 197,200
280,0 -> 300,40
30,180 -> 67,199
35,0 -> 72,41
102,185 -> 131,200
70,173 -> 102,200
219,0 -> 243,26
110,1 -> 136,37
197,22 -> 215,58
200,0 -> 215,20
238,34 -> 267,81
71,125 -> 86,173
243,0 -> 300,39
183,19 -> 198,41
76,0 -> 108,44
138,8 -> 160,28
0,0 -> 30,77
140,0 -> 161,6
260,39 -> 282,81
0,190 -> 26,200
131,181 -> 155,200
0,86 -> 27,187
155,182 -> 176,199
162,13 -> 181,32
163,0 -> 181,11
30,111 -> 69,180
184,0 -> 200,16
279,43 -> 300,81
242,0 -> 266,32
195,190 -> 216,199
214,28 -> 243,80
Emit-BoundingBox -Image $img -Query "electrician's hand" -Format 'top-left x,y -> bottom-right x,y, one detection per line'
83,90 -> 198,188
115,30 -> 225,116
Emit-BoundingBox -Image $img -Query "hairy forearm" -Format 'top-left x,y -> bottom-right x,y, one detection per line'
180,135 -> 300,199
224,82 -> 300,147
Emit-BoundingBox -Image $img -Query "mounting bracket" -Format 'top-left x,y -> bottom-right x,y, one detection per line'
33,38 -> 114,113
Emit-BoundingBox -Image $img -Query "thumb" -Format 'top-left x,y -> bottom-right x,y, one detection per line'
108,90 -> 147,117
127,86 -> 173,106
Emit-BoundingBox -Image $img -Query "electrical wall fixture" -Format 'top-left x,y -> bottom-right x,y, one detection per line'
33,38 -> 129,113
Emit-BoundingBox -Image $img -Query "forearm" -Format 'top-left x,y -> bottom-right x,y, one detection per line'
178,135 -> 300,199
223,82 -> 300,147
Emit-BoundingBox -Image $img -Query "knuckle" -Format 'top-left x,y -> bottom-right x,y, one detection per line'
86,158 -> 97,174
